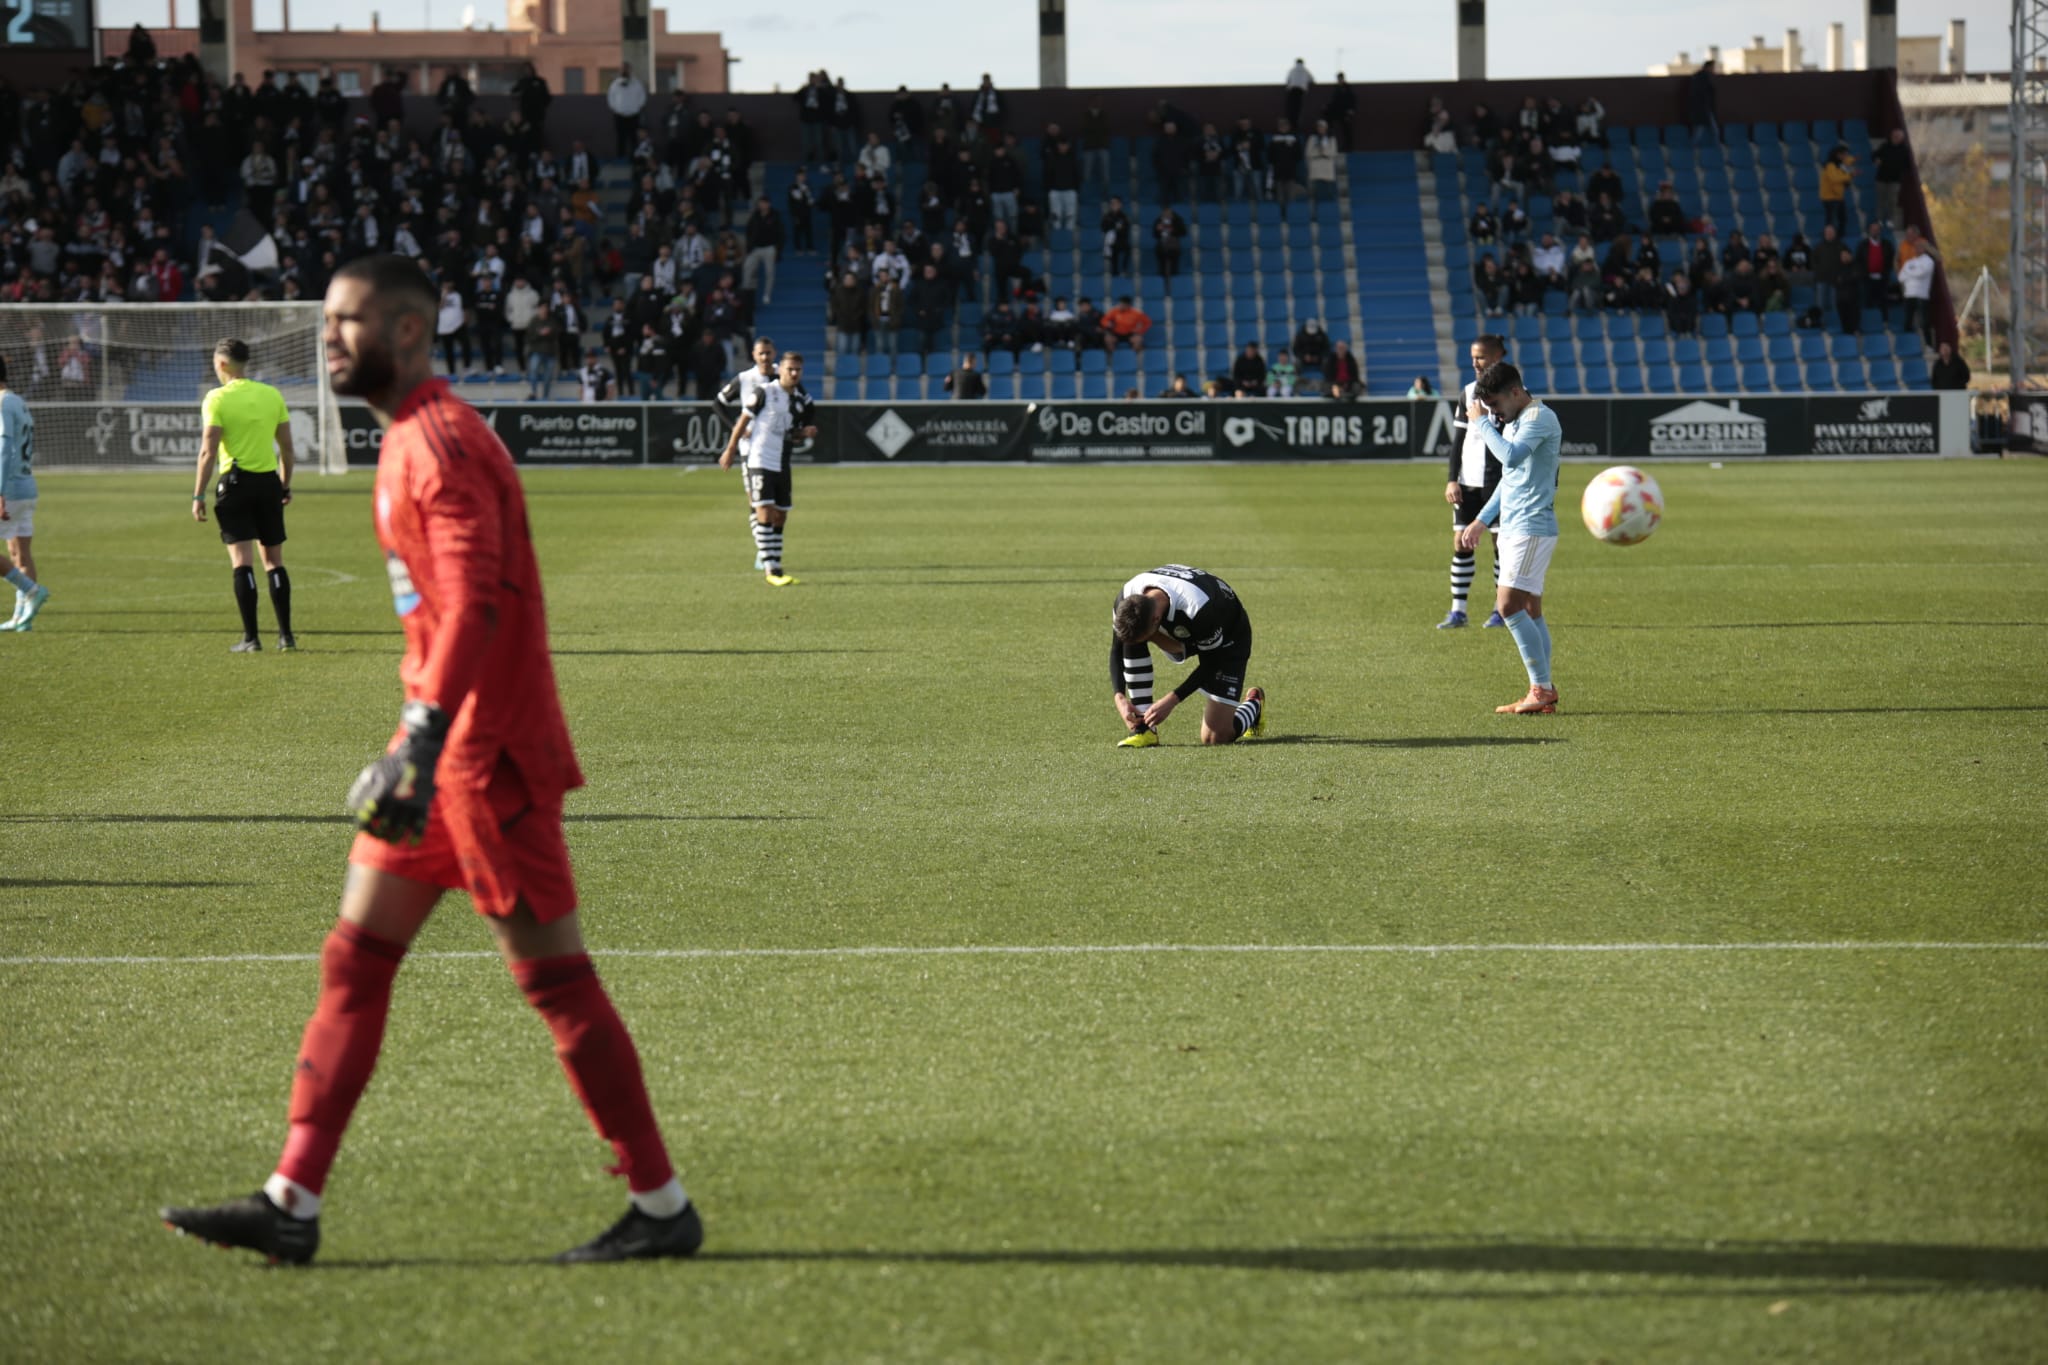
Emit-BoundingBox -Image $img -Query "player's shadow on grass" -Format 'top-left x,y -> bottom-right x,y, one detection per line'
1576,621 -> 2047,631
1577,705 -> 2048,718
0,814 -> 812,825
552,647 -> 886,657
0,877 -> 251,889
699,1236 -> 2047,1294
1257,735 -> 1564,748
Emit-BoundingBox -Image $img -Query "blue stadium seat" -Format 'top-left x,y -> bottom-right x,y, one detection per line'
1645,364 -> 1676,392
1705,335 -> 1735,363
1080,350 -> 1107,374
1804,360 -> 1838,389
1608,314 -> 1639,340
1019,349 -> 1046,375
864,354 -> 893,378
1050,374 -> 1079,399
1812,119 -> 1839,146
1762,311 -> 1793,336
1677,362 -> 1708,390
1767,336 -> 1797,363
1772,361 -> 1802,390
1640,338 -> 1671,366
1831,333 -> 1863,359
1900,354 -> 1930,387
986,375 -> 1016,400
1521,366 -> 1550,392
1735,336 -> 1766,363
1614,365 -> 1645,394
1513,315 -> 1543,343
1709,361 -> 1739,388
1863,331 -> 1895,358
1797,332 -> 1829,361
1834,358 -> 1867,388
1867,358 -> 1899,388
1545,315 -> 1575,342
988,350 -> 1017,376
1549,367 -> 1581,394
1739,362 -> 1771,390
1582,365 -> 1612,393
1048,348 -> 1077,374
830,376 -> 857,400
1731,311 -> 1761,338
1701,313 -> 1730,339
1018,375 -> 1047,401
1671,336 -> 1703,365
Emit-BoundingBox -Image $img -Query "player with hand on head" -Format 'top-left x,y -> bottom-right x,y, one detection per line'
193,338 -> 298,652
716,336 -> 777,568
1456,361 -> 1563,714
718,352 -> 816,588
0,356 -> 50,632
1110,564 -> 1264,747
1440,333 -> 1506,629
161,254 -> 702,1267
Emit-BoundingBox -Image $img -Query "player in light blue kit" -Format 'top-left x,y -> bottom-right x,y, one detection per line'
0,356 -> 50,633
1455,361 -> 1560,714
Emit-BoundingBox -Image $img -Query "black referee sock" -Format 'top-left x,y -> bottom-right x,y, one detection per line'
232,566 -> 260,641
267,567 -> 294,637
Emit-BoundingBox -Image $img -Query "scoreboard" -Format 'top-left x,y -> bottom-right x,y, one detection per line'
4,0 -> 93,51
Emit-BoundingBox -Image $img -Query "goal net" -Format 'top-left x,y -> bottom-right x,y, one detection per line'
0,303 -> 343,474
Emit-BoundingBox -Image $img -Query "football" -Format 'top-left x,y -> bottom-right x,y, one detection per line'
1581,466 -> 1665,546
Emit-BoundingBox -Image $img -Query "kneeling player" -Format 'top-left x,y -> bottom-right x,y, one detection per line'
1110,564 -> 1265,747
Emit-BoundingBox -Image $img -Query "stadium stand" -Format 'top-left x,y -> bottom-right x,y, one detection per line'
0,49 -> 1945,404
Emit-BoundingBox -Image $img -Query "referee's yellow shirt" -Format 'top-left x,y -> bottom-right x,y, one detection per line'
201,379 -> 289,474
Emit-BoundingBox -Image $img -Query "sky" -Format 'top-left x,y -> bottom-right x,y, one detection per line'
97,0 -> 2013,92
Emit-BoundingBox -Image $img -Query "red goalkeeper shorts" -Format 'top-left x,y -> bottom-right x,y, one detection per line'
348,756 -> 578,922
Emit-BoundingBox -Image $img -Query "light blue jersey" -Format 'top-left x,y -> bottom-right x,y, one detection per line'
0,390 -> 33,501
1474,399 -> 1561,537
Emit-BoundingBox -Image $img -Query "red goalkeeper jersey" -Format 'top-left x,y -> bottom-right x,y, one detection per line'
372,378 -> 583,796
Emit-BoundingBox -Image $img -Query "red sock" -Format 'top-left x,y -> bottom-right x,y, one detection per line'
512,954 -> 675,1194
276,920 -> 407,1195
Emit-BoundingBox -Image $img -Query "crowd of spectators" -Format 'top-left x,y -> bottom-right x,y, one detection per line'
1441,93 -> 1943,352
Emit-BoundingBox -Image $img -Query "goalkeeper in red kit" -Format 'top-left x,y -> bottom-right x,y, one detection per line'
161,255 -> 700,1265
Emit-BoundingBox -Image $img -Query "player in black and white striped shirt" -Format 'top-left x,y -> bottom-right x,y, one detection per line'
1441,333 -> 1507,629
1109,565 -> 1264,747
718,353 -> 816,587
717,337 -> 778,567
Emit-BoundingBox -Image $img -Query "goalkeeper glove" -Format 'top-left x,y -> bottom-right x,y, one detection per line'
347,700 -> 451,844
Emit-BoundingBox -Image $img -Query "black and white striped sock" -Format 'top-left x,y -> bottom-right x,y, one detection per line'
761,525 -> 785,574
751,521 -> 774,569
1451,549 -> 1475,613
1122,650 -> 1153,718
1231,694 -> 1263,738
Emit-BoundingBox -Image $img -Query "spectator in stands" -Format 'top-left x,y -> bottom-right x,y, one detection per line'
1485,133 -> 1525,203
525,301 -> 559,398
795,72 -> 830,164
1424,111 -> 1458,155
1195,123 -> 1227,204
945,350 -> 987,398
870,269 -> 905,355
1162,374 -> 1198,399
1531,233 -> 1567,289
1147,120 -> 1185,207
1152,205 -> 1187,279
607,63 -> 649,159
1269,348 -> 1299,397
909,262 -> 952,354
580,346 -> 615,401
1872,127 -> 1909,230
1074,103 -> 1111,192
514,64 -> 553,137
1074,297 -> 1105,349
1832,244 -> 1864,333
1102,296 -> 1152,353
1587,193 -> 1624,245
986,220 -> 1030,299
1623,264 -> 1662,312
1648,182 -> 1687,238
1820,147 -> 1855,236
784,167 -> 817,256
1468,203 -> 1497,246
1783,232 -> 1814,282
1321,73 -> 1356,151
1266,120 -> 1302,214
1325,340 -> 1362,398
1045,296 -> 1079,348
1229,117 -> 1266,202
1474,254 -> 1508,317
1930,340 -> 1969,389
1664,272 -> 1699,336
980,297 -> 1020,356
633,323 -> 673,399
1859,220 -> 1894,324
503,275 -> 540,372
830,268 -> 868,355
972,74 -> 1007,134
1232,341 -> 1268,396
831,78 -> 863,166
1724,258 -> 1762,314
1305,120 -> 1339,218
1551,189 -> 1588,237
1568,243 -> 1603,314
739,197 -> 783,306
1758,259 -> 1792,313
1500,200 -> 1530,246
435,279 -> 472,376
1899,247 -> 1936,347
1044,133 -> 1080,230
1406,375 -> 1437,398
1284,59 -> 1312,128
1101,195 -> 1132,275
984,143 -> 1024,233
602,295 -> 637,378
1292,320 -> 1329,372
1510,259 -> 1545,317
857,130 -> 892,186
1687,59 -> 1719,139
1575,97 -> 1608,146
1897,223 -> 1937,267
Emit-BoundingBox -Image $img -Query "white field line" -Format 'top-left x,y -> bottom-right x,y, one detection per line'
2,941 -> 2044,968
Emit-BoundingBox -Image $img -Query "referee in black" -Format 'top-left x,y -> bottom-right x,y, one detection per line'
192,339 -> 299,652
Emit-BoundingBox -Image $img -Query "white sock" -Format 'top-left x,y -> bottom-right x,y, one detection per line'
630,1177 -> 688,1219
263,1172 -> 322,1220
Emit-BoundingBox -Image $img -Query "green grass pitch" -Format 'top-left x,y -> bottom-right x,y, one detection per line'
3,458 -> 2045,1363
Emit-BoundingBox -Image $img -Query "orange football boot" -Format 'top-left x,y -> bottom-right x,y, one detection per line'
1496,685 -> 1559,715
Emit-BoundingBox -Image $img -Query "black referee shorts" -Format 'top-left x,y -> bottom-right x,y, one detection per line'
214,468 -> 288,547
1453,479 -> 1500,530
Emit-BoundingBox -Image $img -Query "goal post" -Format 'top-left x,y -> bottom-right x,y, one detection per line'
0,303 -> 344,474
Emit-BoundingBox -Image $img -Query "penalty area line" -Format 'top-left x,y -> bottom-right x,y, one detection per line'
2,941 -> 2046,967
